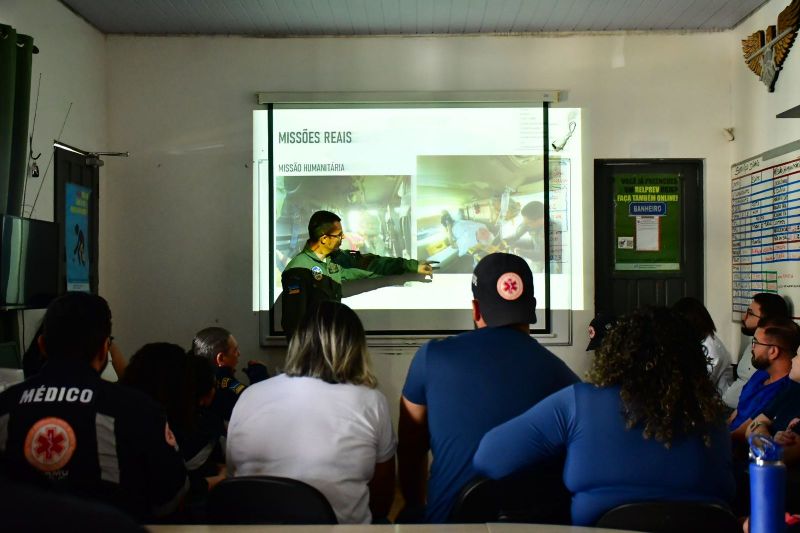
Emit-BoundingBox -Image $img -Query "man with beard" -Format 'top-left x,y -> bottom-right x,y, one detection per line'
723,293 -> 790,409
281,210 -> 433,338
728,316 -> 799,440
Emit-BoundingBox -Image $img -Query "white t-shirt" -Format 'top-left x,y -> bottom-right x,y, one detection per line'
703,334 -> 733,395
226,374 -> 396,524
722,342 -> 755,409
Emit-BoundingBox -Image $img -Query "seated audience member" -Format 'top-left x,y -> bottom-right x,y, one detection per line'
398,253 -> 580,523
586,313 -> 615,351
746,332 -> 800,461
23,321 -> 127,381
227,301 -> 395,524
121,345 -> 226,504
0,292 -> 188,521
728,316 -> 799,441
192,326 -> 269,421
723,293 -> 790,409
474,306 -> 735,526
673,296 -> 733,394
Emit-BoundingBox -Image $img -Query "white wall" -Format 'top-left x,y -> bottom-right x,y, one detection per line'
1,0 -> 107,344
103,30 -> 734,407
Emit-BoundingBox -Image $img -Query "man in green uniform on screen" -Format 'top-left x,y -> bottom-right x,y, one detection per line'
281,210 -> 434,337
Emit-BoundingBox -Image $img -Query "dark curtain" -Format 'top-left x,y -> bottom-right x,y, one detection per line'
0,24 -> 35,217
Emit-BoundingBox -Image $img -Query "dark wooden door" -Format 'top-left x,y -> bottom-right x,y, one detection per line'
594,160 -> 703,317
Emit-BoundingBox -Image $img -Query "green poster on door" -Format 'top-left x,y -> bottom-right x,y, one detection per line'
614,174 -> 681,271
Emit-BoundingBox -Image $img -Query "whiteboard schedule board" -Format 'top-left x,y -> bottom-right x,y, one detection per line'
731,139 -> 800,319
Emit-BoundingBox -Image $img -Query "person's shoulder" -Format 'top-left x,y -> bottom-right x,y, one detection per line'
101,381 -> 165,419
284,249 -> 317,271
0,380 -> 30,411
414,329 -> 483,359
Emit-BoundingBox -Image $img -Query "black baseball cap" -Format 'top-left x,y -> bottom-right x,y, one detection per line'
472,253 -> 537,327
587,313 -> 616,351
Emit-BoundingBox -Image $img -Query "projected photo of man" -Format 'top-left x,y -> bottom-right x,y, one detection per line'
416,155 -> 557,274
273,174 -> 413,274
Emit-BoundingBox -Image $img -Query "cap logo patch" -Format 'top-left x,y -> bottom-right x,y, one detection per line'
24,417 -> 76,472
497,272 -> 523,301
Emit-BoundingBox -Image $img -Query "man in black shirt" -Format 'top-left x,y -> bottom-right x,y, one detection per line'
0,292 -> 188,521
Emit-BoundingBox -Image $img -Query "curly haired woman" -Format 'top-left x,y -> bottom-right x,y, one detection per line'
474,306 -> 735,526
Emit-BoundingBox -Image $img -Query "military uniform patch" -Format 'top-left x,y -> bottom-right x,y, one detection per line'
328,263 -> 340,274
311,265 -> 324,281
287,283 -> 301,295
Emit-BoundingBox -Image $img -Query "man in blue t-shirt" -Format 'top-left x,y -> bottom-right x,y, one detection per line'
398,253 -> 579,523
729,316 -> 800,441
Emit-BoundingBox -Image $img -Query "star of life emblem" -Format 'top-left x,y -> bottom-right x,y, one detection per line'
496,272 -> 523,301
24,417 -> 77,472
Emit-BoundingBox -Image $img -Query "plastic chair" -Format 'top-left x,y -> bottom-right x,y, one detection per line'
206,475 -> 337,525
449,471 -> 571,524
595,501 -> 739,533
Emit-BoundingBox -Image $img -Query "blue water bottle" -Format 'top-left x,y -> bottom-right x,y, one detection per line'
749,434 -> 786,533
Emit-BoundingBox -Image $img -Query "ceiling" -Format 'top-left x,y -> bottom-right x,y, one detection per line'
59,0 -> 769,36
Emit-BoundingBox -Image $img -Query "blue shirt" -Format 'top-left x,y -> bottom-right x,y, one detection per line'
730,369 -> 790,430
474,384 -> 735,526
401,326 -> 579,523
762,380 -> 800,432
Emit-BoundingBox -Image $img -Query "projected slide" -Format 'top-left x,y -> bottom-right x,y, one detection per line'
254,105 -> 581,334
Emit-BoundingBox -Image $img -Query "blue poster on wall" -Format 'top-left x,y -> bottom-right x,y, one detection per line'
65,183 -> 91,292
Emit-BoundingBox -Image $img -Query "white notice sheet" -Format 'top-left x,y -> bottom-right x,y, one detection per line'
635,216 -> 660,251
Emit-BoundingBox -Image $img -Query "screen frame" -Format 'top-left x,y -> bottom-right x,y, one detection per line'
255,94 -> 574,346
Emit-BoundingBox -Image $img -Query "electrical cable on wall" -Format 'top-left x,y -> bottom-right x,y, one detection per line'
26,101 -> 71,217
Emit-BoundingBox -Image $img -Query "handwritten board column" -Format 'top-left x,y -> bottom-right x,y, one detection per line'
732,140 -> 800,318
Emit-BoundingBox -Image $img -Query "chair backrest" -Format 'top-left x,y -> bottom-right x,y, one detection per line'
206,475 -> 337,525
595,501 -> 739,533
449,469 -> 571,524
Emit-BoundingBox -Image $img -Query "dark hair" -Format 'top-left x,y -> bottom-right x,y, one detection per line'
757,316 -> 800,355
753,293 -> 790,319
284,301 -> 376,387
672,296 -> 716,340
308,210 -> 341,242
42,292 -> 111,363
440,211 -> 454,228
122,343 -> 197,431
186,354 -> 216,401
521,201 -> 544,220
587,306 -> 726,447
192,326 -> 231,363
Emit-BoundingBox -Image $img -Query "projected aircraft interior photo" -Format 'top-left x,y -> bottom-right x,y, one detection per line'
416,155 -> 563,274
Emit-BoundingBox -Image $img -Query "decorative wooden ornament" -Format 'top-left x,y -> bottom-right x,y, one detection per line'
742,0 -> 800,92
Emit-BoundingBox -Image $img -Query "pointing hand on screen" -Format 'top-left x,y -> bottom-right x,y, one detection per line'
417,262 -> 435,276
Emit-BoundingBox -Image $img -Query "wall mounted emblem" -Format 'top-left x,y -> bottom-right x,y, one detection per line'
742,0 -> 800,92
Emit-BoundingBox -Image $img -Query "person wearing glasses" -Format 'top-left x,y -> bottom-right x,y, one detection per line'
281,210 -> 433,338
728,316 -> 800,442
747,333 -> 800,460
722,293 -> 790,409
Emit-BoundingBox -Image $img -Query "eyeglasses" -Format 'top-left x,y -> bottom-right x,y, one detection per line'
752,337 -> 781,350
745,308 -> 761,318
325,233 -> 345,240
